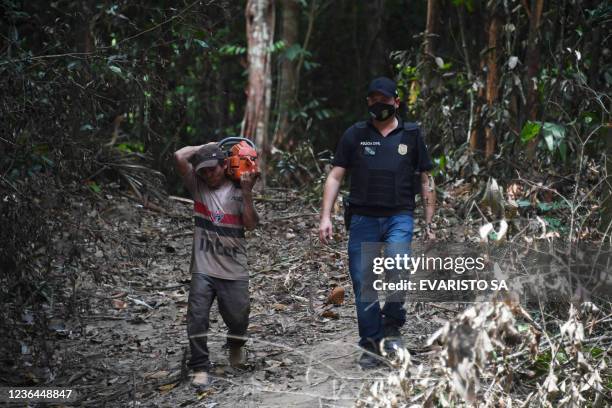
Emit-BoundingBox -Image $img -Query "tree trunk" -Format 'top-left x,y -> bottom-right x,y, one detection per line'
587,24 -> 602,88
273,0 -> 299,148
469,60 -> 486,152
350,1 -> 363,110
215,66 -> 228,135
484,12 -> 501,158
601,127 -> 612,234
294,0 -> 316,101
421,0 -> 437,96
424,0 -> 436,57
524,0 -> 544,160
466,3 -> 487,153
457,5 -> 476,147
242,0 -> 276,185
77,1 -> 94,55
365,0 -> 387,78
70,0 -> 95,142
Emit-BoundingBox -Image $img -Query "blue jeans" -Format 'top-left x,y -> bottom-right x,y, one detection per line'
347,213 -> 413,347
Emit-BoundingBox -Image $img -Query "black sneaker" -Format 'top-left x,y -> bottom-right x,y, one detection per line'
381,326 -> 404,360
383,325 -> 401,338
381,337 -> 405,359
358,341 -> 384,369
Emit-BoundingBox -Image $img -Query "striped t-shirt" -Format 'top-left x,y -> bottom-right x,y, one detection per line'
183,172 -> 248,280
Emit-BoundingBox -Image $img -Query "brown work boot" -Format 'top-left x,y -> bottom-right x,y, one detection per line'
229,345 -> 247,367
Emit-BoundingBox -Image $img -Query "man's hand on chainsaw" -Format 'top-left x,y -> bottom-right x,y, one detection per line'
240,171 -> 260,192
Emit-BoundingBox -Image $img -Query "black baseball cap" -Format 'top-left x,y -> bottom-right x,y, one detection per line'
191,143 -> 225,171
367,77 -> 398,98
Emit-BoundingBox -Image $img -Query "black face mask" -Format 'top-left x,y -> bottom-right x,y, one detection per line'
368,102 -> 396,121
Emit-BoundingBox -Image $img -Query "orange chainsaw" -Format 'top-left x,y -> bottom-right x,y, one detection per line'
218,137 -> 259,182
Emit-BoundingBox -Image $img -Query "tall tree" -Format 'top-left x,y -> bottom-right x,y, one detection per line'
457,3 -> 478,150
585,0 -> 603,87
421,0 -> 437,96
601,128 -> 612,233
466,3 -> 506,159
242,0 -> 276,183
461,3 -> 487,153
484,8 -> 501,158
424,0 -> 437,57
365,0 -> 387,78
273,0 -> 299,147
524,0 -> 544,160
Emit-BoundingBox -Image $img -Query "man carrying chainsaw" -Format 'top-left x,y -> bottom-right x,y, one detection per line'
318,77 -> 437,369
174,141 -> 259,388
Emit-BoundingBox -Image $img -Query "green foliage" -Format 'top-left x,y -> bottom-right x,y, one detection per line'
283,44 -> 311,61
117,142 -> 145,153
434,57 -> 453,71
194,39 -> 209,49
451,0 -> 475,13
302,59 -> 321,71
388,0 -> 610,192
540,123 -> 567,161
272,141 -> 331,189
432,154 -> 447,177
520,121 -> 542,143
537,201 -> 569,212
272,141 -> 332,201
219,44 -> 247,55
87,181 -> 102,193
517,199 -> 531,208
4,143 -> 55,181
397,64 -> 419,82
268,40 -> 287,53
108,65 -> 123,76
289,97 -> 334,122
531,349 -> 569,378
519,121 -> 568,162
2,0 -> 610,214
589,347 -> 605,359
543,216 -> 566,232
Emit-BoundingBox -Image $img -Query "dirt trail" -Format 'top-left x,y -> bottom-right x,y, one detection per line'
37,188 -> 449,407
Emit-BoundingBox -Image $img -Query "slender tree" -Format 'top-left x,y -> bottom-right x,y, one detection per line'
424,0 -> 437,57
602,128 -> 612,233
484,7 -> 501,158
421,0 -> 437,96
243,0 -> 276,183
273,0 -> 299,147
466,3 -> 487,153
365,0 -> 386,78
524,0 -> 544,160
457,4 -> 476,148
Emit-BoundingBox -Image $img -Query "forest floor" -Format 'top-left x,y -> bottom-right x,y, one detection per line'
10,179 -> 610,407
13,185 -> 476,407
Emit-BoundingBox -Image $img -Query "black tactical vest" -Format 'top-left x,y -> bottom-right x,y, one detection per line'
348,121 -> 421,211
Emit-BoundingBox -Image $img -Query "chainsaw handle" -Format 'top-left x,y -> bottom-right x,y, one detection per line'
218,137 -> 256,151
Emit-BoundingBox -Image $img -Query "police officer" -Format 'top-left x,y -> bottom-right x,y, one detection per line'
318,77 -> 437,368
